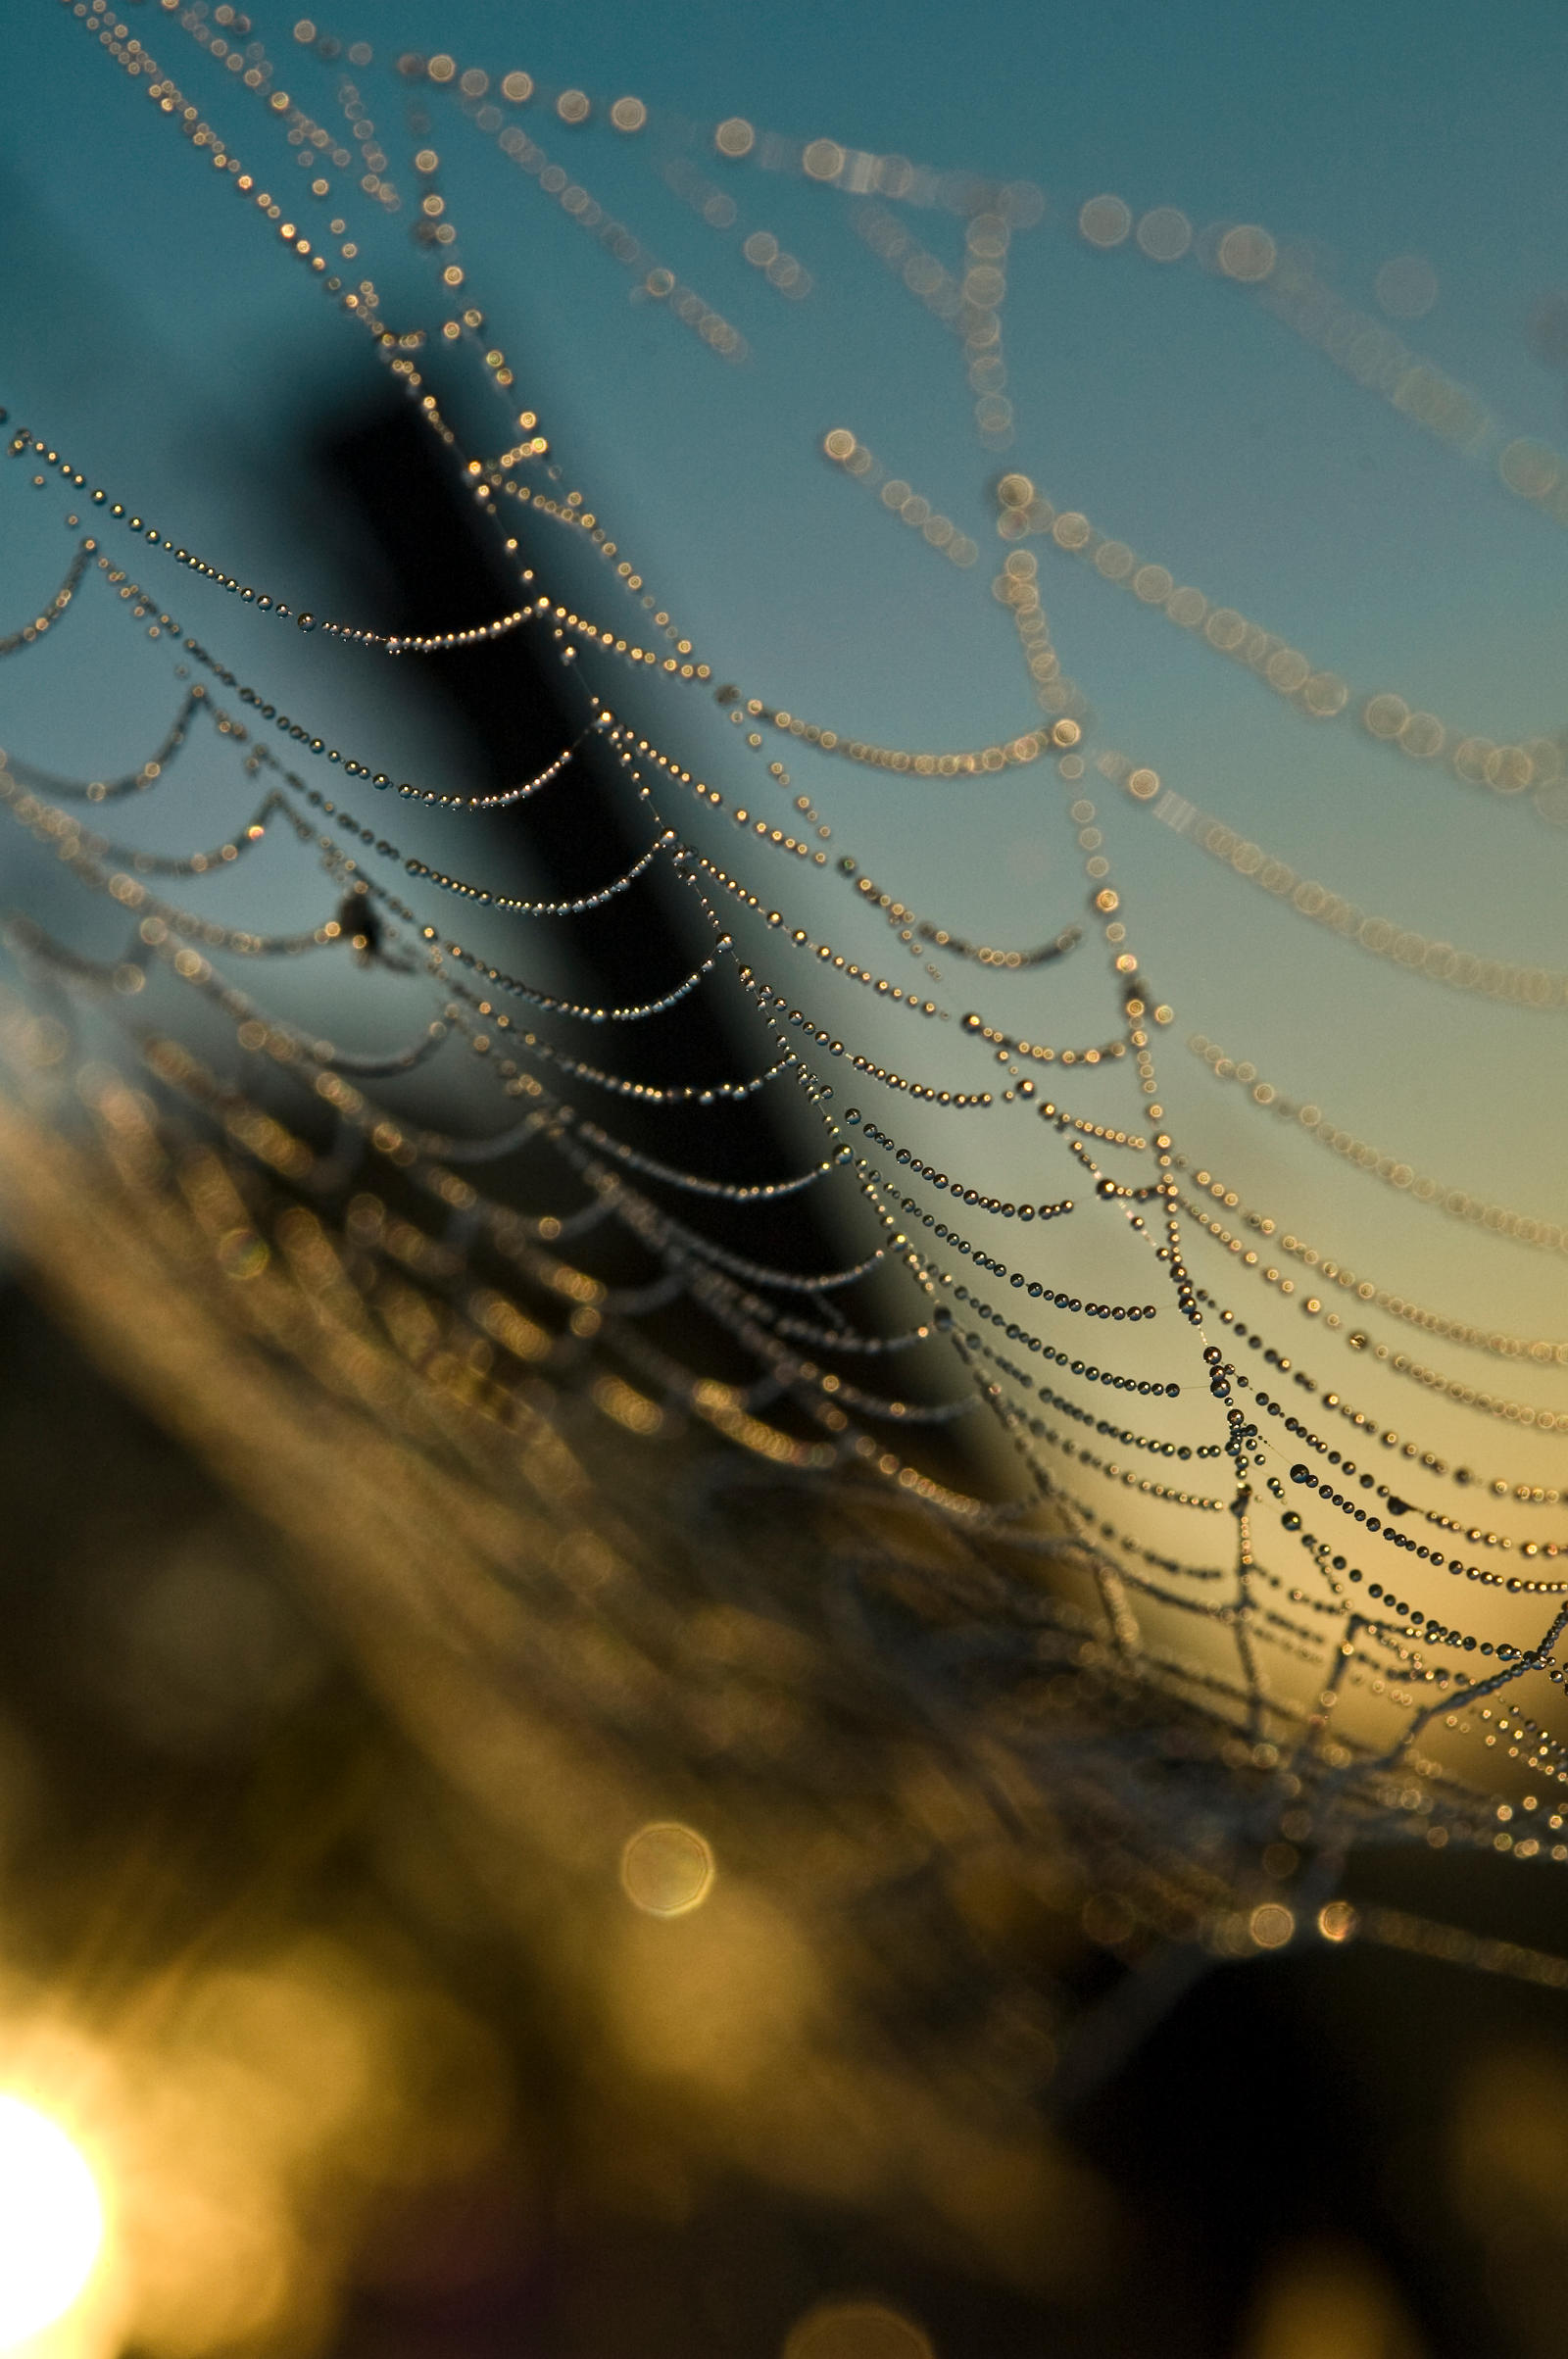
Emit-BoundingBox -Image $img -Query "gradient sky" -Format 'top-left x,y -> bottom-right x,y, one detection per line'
3,0 -> 1566,1542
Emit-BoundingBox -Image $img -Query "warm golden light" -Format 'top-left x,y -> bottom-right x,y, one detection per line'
1250,1903 -> 1296,1950
619,1821 -> 715,1915
784,2300 -> 935,2359
0,2096 -> 105,2350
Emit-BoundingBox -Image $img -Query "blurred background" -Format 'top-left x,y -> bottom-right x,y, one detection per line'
2,0 -> 1568,2351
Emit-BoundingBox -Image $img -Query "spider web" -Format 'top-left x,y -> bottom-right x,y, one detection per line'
3,1 -> 1567,2004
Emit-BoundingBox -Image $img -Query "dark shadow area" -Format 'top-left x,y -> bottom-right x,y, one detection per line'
308,397 -> 992,1488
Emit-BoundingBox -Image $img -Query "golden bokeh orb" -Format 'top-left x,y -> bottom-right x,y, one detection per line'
620,1822 -> 715,1916
1250,1903 -> 1296,1950
1300,670 -> 1348,716
1398,711 -> 1446,760
1362,692 -> 1409,740
784,2300 -> 935,2359
1218,223 -> 1277,282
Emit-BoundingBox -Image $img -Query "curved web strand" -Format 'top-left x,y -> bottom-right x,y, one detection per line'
7,12 -> 1568,1944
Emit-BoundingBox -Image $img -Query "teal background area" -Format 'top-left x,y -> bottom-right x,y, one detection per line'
2,0 -> 1566,1488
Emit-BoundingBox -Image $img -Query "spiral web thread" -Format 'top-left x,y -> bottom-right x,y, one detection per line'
4,2 -> 1568,2015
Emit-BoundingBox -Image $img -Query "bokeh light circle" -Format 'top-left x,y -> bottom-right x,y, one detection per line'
1078,194 -> 1131,248
1362,692 -> 1409,740
620,1822 -> 715,1916
783,2300 -> 935,2359
1499,438 -> 1562,502
1218,223 -> 1277,282
1136,205 -> 1193,262
1250,1903 -> 1296,1950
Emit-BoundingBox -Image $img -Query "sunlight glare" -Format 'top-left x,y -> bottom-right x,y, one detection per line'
0,2096 -> 105,2350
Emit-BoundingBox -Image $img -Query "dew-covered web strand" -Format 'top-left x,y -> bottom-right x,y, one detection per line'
4,8 -> 1566,1906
